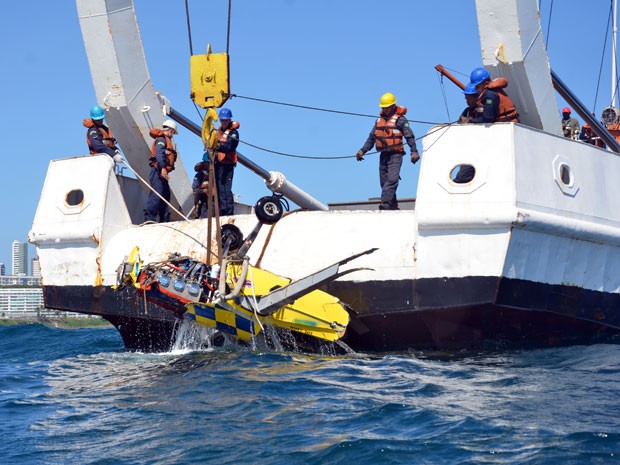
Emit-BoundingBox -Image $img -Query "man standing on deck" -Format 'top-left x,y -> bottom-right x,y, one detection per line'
144,120 -> 178,223
84,105 -> 122,163
192,158 -> 214,219
355,92 -> 419,211
561,107 -> 580,139
468,67 -> 519,124
213,108 -> 239,216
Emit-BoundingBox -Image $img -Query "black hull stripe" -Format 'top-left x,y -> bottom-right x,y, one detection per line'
42,276 -> 620,352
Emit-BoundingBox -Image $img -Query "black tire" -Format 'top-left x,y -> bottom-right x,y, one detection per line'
220,224 -> 244,251
255,196 -> 284,224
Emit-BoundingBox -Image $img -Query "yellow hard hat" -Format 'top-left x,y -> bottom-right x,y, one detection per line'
379,92 -> 397,108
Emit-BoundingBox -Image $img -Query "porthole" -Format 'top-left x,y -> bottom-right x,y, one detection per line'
65,189 -> 84,206
450,164 -> 476,184
558,163 -> 572,186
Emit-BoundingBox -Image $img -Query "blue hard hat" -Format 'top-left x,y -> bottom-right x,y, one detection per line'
470,67 -> 491,87
463,83 -> 478,95
219,108 -> 232,120
90,105 -> 105,120
202,151 -> 211,163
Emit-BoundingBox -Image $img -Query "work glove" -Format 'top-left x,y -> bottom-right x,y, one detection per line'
356,150 -> 364,161
410,152 -> 420,164
113,151 -> 123,163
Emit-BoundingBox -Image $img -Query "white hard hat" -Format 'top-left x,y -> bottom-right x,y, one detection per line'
162,119 -> 178,134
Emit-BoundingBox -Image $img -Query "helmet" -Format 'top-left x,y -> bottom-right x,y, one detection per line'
379,92 -> 397,108
470,67 -> 491,86
162,119 -> 178,134
463,83 -> 478,95
562,107 -> 571,114
219,108 -> 233,119
90,105 -> 105,121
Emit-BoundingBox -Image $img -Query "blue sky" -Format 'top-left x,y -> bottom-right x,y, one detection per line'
0,0 -> 616,269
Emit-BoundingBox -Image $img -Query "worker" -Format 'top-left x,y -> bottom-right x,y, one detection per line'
213,108 -> 239,216
144,120 -> 178,223
579,123 -> 605,148
459,83 -> 479,123
192,157 -> 214,219
561,107 -> 580,139
468,67 -> 519,123
83,105 -> 122,162
356,92 -> 419,211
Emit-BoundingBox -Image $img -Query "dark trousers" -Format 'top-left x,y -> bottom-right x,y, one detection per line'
193,193 -> 215,219
144,167 -> 171,222
215,163 -> 235,216
379,152 -> 403,209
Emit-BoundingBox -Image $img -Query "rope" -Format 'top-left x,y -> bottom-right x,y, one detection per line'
120,159 -> 190,221
238,139 -> 370,159
437,71 -> 452,121
226,0 -> 232,55
247,265 -> 265,332
227,93 -> 441,125
184,0 -> 194,56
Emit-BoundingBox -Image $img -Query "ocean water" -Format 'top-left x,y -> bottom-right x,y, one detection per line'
1,324 -> 619,465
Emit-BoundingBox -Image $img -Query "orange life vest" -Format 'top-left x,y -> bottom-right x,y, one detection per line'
486,78 -> 519,122
149,128 -> 177,171
216,121 -> 240,165
374,106 -> 408,153
83,118 -> 118,154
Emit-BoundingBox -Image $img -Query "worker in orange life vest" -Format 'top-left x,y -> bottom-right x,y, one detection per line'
83,105 -> 122,162
468,68 -> 519,123
144,120 -> 178,223
356,92 -> 419,210
213,108 -> 239,216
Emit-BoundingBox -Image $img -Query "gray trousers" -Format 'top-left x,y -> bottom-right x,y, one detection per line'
379,151 -> 403,209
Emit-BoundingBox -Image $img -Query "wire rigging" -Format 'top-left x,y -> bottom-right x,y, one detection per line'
227,93 -> 441,125
238,122 -> 457,160
544,0 -> 554,50
179,1 -> 449,162
184,0 -> 194,56
226,0 -> 232,55
594,1 -> 614,112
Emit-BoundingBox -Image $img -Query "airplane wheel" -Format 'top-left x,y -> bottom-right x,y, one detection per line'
255,196 -> 284,224
220,224 -> 243,251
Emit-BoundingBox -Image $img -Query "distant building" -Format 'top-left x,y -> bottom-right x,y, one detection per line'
0,263 -> 5,276
0,276 -> 41,286
31,258 -> 41,278
12,241 -> 28,276
0,287 -> 44,316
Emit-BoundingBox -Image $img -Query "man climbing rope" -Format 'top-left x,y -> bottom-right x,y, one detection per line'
355,92 -> 419,210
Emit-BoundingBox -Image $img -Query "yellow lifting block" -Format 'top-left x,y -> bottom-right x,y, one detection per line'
190,44 -> 230,109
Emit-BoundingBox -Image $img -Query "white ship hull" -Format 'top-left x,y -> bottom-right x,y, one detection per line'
29,124 -> 620,351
